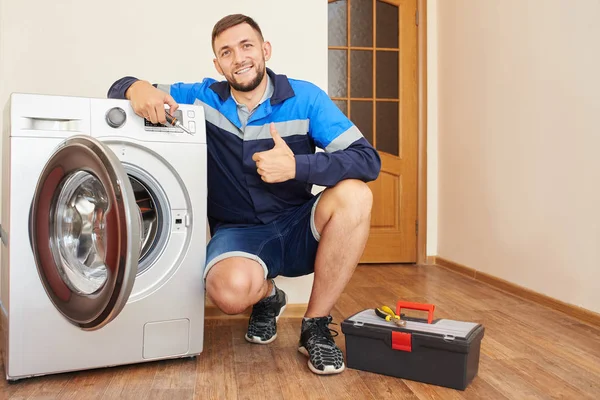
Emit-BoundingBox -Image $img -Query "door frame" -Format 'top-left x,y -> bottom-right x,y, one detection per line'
417,0 -> 428,265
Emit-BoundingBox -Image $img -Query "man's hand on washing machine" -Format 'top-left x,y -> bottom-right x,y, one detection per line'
252,123 -> 296,183
126,80 -> 179,125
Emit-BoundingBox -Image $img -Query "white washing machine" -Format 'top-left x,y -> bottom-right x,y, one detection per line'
0,93 -> 207,381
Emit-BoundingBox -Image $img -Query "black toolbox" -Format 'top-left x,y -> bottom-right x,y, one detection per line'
341,301 -> 485,390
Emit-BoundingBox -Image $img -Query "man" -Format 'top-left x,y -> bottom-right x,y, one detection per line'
108,14 -> 381,375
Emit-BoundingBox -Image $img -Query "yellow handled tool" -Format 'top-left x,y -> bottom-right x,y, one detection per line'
375,306 -> 406,327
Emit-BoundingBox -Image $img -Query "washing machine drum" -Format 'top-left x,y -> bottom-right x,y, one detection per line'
29,135 -> 142,331
127,175 -> 164,268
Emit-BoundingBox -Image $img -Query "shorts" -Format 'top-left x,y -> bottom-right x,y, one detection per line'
203,194 -> 322,280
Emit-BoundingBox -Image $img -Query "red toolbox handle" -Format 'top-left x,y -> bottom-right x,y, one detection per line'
396,301 -> 436,324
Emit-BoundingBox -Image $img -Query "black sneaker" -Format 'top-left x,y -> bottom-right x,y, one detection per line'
245,280 -> 287,344
298,316 -> 345,375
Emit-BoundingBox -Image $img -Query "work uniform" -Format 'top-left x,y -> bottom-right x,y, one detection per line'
108,68 -> 381,279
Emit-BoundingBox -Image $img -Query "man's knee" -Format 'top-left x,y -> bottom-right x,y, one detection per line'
205,257 -> 265,315
337,179 -> 373,210
326,179 -> 373,218
313,180 -> 373,233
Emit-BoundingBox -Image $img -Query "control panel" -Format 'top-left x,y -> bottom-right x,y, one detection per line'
144,109 -> 196,133
93,98 -> 205,144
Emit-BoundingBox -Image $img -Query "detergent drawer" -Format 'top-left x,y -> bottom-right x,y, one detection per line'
341,307 -> 484,391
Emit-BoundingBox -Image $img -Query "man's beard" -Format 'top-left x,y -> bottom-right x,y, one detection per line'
227,63 -> 266,92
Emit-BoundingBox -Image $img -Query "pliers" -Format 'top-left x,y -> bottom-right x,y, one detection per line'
375,305 -> 407,327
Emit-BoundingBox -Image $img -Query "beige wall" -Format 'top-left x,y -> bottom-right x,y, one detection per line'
435,0 -> 600,313
426,0 -> 438,255
0,0 -> 327,304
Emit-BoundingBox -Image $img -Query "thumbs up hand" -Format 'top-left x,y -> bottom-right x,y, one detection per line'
252,123 -> 296,183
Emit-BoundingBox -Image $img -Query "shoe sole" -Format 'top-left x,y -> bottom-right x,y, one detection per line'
245,292 -> 288,345
297,346 -> 346,375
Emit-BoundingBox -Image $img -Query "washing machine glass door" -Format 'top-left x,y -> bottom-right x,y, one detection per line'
29,135 -> 142,331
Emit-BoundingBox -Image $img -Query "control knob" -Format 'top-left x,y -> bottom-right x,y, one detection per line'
105,107 -> 127,128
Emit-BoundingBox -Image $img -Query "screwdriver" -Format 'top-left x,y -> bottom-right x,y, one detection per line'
165,111 -> 192,134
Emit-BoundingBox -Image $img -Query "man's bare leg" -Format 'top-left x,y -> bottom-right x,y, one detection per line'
205,257 -> 287,344
205,257 -> 270,315
297,179 -> 372,375
305,179 -> 373,318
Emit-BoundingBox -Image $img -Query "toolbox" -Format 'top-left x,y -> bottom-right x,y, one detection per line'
341,301 -> 485,390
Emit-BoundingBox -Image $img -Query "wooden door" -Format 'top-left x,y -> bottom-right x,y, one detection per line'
328,0 -> 418,263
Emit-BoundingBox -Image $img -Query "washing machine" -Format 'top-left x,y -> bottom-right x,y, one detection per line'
0,93 -> 207,381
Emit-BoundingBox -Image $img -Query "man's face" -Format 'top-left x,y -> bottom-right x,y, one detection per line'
213,23 -> 271,92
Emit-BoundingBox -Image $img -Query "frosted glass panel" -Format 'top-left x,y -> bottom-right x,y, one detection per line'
376,1 -> 399,48
328,0 -> 347,46
350,0 -> 373,47
350,50 -> 373,98
376,101 -> 399,156
351,101 -> 373,144
376,51 -> 399,98
328,50 -> 347,97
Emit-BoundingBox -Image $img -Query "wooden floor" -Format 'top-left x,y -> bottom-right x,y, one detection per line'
2,264 -> 600,399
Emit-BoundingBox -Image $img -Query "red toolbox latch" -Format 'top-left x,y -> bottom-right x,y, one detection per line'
391,331 -> 412,352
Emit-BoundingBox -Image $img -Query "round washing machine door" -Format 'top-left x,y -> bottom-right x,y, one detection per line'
29,135 -> 141,331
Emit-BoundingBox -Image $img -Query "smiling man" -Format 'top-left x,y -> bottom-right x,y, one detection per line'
107,14 -> 381,375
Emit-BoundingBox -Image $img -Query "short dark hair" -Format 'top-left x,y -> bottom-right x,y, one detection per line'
211,14 -> 264,50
